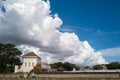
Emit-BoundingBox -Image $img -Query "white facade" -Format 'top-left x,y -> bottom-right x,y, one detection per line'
14,52 -> 41,73
22,56 -> 41,72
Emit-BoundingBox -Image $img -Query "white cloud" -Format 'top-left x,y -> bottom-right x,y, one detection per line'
99,47 -> 120,62
100,47 -> 120,58
59,25 -> 94,32
93,29 -> 120,36
0,0 -> 107,65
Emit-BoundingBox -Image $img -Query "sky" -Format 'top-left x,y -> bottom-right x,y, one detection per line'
50,0 -> 120,62
0,0 -> 119,65
50,0 -> 120,50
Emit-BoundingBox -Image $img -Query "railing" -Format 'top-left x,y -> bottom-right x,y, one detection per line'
64,70 -> 120,73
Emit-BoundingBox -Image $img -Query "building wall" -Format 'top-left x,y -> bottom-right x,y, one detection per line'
41,63 -> 51,71
15,56 -> 41,73
14,65 -> 23,73
37,57 -> 41,64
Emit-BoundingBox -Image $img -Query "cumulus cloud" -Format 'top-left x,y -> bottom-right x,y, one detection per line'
0,0 -> 107,65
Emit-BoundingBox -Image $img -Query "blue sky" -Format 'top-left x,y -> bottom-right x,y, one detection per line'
50,0 -> 120,51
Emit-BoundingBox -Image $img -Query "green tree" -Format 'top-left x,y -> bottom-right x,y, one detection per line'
0,43 -> 22,73
50,62 -> 79,71
107,62 -> 120,69
63,62 -> 79,71
50,62 -> 63,68
63,62 -> 73,71
93,64 -> 103,70
85,66 -> 90,69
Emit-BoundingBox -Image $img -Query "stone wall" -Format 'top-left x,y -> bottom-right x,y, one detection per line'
0,77 -> 120,80
35,73 -> 120,78
0,73 -> 120,80
0,74 -> 20,77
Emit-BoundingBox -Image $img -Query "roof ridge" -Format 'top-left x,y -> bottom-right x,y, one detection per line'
42,62 -> 50,66
22,51 -> 40,58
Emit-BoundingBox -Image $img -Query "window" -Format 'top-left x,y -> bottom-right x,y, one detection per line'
32,63 -> 34,66
29,62 -> 30,66
25,62 -> 27,66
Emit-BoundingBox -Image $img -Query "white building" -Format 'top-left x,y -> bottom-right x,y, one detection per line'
14,52 -> 51,73
41,62 -> 51,71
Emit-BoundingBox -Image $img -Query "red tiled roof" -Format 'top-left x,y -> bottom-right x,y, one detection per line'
23,52 -> 39,57
42,62 -> 50,66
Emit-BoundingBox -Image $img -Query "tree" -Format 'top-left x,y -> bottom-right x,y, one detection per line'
93,64 -> 103,70
85,66 -> 90,69
107,62 -> 120,69
50,62 -> 64,69
0,43 -> 22,73
34,64 -> 42,73
63,62 -> 73,71
50,62 -> 79,71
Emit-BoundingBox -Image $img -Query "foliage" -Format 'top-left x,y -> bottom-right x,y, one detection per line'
93,64 -> 103,70
107,62 -> 120,69
93,62 -> 120,70
85,66 -> 90,69
50,62 -> 79,71
0,43 -> 22,73
34,64 -> 41,73
64,62 -> 75,71
27,64 -> 42,77
50,62 -> 63,69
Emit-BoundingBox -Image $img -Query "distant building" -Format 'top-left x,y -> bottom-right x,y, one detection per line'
101,64 -> 107,70
41,62 -> 51,71
79,66 -> 91,70
14,52 -> 51,73
79,66 -> 86,70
